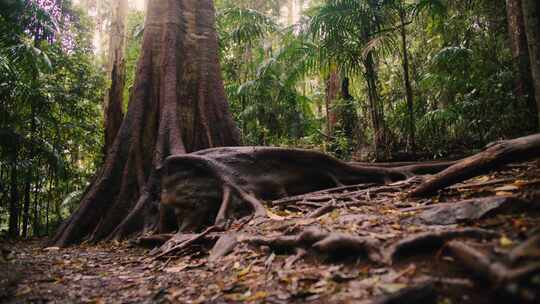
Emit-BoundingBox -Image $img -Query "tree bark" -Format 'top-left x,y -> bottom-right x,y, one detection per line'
521,0 -> 540,128
325,68 -> 340,135
103,0 -> 128,154
340,77 -> 360,144
506,0 -> 537,130
51,0 -> 241,246
364,52 -> 386,159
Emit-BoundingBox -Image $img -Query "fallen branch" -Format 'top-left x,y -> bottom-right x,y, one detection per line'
410,133 -> 540,197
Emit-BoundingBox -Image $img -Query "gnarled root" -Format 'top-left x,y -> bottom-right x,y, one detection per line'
161,147 -> 420,233
386,228 -> 499,264
445,240 -> 540,303
243,228 -> 382,263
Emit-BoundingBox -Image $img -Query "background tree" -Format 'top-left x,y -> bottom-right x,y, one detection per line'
103,0 -> 128,153
521,0 -> 540,128
506,0 -> 537,129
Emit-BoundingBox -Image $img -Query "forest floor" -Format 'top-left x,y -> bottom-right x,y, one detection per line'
2,160 -> 540,304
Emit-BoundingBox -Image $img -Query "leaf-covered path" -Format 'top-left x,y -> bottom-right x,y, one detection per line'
2,161 -> 540,304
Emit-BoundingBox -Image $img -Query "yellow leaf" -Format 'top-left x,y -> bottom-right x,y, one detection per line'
267,210 -> 285,220
500,235 -> 513,248
493,185 -> 519,192
237,265 -> 252,278
513,180 -> 528,188
475,176 -> 490,182
245,291 -> 268,301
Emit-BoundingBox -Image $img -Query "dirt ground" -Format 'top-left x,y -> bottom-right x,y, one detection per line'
2,161 -> 540,304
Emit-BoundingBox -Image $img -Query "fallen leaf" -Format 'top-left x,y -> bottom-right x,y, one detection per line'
493,185 -> 519,192
475,176 -> 490,182
237,265 -> 252,278
267,210 -> 285,220
16,286 -> 32,296
500,235 -> 514,248
378,283 -> 408,294
245,291 -> 268,301
43,247 -> 61,252
164,263 -> 188,273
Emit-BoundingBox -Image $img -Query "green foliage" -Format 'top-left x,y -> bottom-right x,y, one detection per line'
217,5 -> 322,146
0,0 -> 104,236
215,0 -> 533,160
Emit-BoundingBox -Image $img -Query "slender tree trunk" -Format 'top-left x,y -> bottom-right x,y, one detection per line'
8,153 -> 19,238
22,102 -> 37,238
521,0 -> 540,128
340,77 -> 360,146
52,0 -> 241,246
46,172 -> 52,235
325,68 -> 340,135
364,52 -> 385,159
399,10 -> 415,153
32,169 -> 42,236
103,0 -> 128,154
506,0 -> 537,130
22,171 -> 31,238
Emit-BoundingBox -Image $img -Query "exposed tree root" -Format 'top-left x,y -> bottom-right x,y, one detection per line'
240,228 -> 382,262
272,177 -> 423,210
154,226 -> 220,259
133,234 -> 175,248
411,133 -> 540,197
209,233 -> 239,262
446,241 -> 540,288
161,147 -> 419,233
386,228 -> 498,264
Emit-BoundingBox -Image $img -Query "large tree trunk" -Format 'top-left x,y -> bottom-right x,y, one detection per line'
51,0 -> 241,246
521,0 -> 540,128
103,0 -> 128,154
